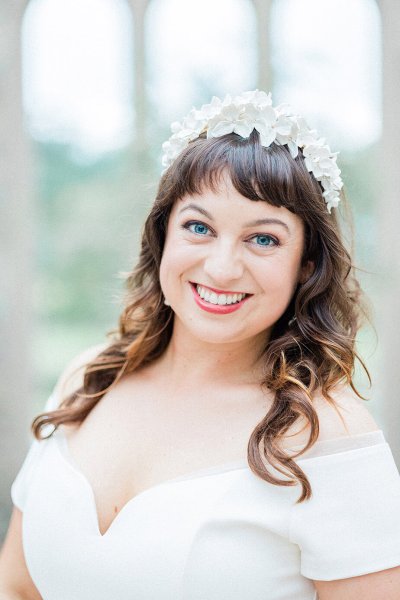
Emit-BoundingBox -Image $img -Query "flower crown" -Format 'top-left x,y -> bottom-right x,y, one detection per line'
161,90 -> 343,213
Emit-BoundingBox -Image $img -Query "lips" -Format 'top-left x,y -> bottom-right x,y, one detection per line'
189,281 -> 252,315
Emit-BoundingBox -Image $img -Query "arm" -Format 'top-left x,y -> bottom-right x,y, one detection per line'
0,507 -> 42,600
314,565 -> 400,600
287,385 -> 400,597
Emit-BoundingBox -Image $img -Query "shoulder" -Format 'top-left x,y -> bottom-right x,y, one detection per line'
52,342 -> 109,401
281,383 -> 380,449
312,383 -> 380,440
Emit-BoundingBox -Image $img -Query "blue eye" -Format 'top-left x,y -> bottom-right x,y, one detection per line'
251,234 -> 277,248
185,221 -> 210,236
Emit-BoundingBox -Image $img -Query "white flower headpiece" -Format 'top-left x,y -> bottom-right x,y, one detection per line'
161,90 -> 343,213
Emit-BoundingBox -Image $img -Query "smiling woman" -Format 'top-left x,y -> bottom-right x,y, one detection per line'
160,179 -> 310,344
2,91 -> 400,600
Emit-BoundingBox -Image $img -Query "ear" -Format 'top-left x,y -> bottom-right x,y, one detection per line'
299,260 -> 315,284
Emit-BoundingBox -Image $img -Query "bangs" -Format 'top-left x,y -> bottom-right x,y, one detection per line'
163,131 -> 324,215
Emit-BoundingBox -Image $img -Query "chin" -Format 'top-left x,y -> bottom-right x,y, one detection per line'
180,319 -> 267,346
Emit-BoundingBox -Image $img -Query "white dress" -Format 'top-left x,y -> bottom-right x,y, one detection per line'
11,390 -> 400,600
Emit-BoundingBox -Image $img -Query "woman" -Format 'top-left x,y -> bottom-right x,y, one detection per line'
1,90 -> 400,600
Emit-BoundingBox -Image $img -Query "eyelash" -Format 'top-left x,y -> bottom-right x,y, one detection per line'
181,220 -> 280,249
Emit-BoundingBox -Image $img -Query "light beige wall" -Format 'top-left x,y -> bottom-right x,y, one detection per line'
376,0 -> 400,464
251,0 -> 272,91
0,0 -> 34,540
128,0 -> 149,150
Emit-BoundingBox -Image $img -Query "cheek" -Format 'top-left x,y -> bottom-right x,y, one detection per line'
159,246 -> 174,295
257,255 -> 301,299
159,238 -> 194,294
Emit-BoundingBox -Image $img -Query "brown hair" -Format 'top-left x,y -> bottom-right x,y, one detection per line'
32,131 -> 370,503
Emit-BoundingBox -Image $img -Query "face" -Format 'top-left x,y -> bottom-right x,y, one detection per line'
159,175 -> 313,349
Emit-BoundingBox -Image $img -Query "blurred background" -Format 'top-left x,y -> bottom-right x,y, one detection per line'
1,0 -> 399,541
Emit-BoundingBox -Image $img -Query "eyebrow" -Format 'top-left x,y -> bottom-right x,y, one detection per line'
178,203 -> 291,233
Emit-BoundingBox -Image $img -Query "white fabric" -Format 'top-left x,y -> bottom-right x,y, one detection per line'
10,392 -> 400,600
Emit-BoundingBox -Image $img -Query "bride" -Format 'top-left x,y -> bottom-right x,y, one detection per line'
1,90 -> 400,600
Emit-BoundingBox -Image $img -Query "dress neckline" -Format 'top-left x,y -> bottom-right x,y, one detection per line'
51,429 -> 249,538
49,424 -> 385,538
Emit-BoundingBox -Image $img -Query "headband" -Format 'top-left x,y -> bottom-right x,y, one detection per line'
161,90 -> 343,213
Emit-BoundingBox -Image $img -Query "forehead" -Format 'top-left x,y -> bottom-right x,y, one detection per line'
171,177 -> 304,233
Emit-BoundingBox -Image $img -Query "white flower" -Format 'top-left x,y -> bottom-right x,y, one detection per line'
243,103 -> 277,146
198,96 -> 223,120
208,103 -> 248,137
323,189 -> 341,213
161,90 -> 343,213
238,90 -> 272,105
170,121 -> 182,134
274,114 -> 296,155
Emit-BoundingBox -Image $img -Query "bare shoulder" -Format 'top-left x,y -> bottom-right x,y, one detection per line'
311,383 -> 380,440
281,383 -> 380,449
53,341 -> 109,400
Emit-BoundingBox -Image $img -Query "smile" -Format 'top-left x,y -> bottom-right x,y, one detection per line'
195,284 -> 247,305
189,282 -> 251,315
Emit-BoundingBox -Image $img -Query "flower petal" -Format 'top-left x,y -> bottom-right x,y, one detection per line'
208,121 -> 236,137
233,121 -> 253,138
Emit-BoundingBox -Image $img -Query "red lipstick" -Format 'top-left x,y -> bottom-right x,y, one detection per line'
189,283 -> 251,315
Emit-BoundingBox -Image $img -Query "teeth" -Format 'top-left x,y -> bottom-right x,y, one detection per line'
195,284 -> 247,306
209,292 -> 218,304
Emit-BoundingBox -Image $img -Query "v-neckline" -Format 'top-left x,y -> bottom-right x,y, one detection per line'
50,425 -> 385,538
51,428 -> 249,538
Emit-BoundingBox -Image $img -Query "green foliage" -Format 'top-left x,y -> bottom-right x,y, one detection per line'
33,139 -> 158,399
337,143 -> 379,270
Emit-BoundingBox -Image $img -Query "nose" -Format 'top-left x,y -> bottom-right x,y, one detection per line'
202,239 -> 244,286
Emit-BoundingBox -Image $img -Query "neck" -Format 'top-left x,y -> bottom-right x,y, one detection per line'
157,321 -> 269,390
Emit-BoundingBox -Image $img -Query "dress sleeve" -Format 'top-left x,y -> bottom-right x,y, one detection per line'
10,392 -> 58,512
289,433 -> 400,580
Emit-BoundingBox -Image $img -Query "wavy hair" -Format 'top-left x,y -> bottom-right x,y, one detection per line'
32,131 -> 371,503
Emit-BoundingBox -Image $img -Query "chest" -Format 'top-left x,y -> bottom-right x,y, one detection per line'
25,447 -> 308,600
61,383 -> 270,536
